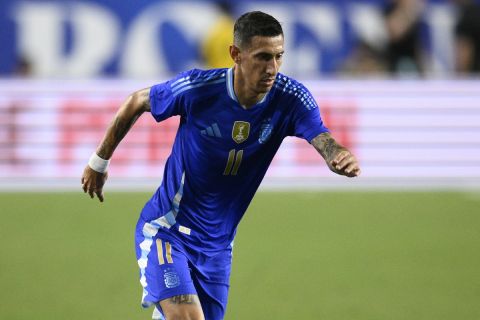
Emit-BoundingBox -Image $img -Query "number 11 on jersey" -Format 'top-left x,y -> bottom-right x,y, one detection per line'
223,149 -> 243,175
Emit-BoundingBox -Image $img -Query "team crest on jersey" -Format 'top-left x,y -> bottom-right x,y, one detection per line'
232,121 -> 250,144
164,269 -> 180,288
258,118 -> 273,144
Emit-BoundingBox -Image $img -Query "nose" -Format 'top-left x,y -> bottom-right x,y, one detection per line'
266,58 -> 279,76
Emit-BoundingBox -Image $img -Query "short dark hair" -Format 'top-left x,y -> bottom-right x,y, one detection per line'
233,11 -> 283,48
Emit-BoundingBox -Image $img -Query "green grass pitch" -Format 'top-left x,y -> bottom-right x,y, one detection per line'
1,191 -> 479,319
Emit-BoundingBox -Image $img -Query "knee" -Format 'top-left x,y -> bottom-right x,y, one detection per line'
160,295 -> 205,320
164,309 -> 204,320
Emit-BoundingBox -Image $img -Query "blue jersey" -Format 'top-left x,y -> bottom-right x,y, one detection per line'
140,68 -> 328,252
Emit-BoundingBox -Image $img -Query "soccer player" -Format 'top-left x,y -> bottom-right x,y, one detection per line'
82,11 -> 360,320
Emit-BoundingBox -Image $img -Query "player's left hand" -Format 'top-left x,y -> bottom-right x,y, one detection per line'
330,150 -> 361,177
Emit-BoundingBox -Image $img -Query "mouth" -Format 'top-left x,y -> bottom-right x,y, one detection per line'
260,78 -> 275,86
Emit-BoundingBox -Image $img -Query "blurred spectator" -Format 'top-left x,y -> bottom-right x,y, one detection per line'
339,41 -> 387,76
383,0 -> 426,75
453,0 -> 480,74
9,55 -> 33,167
14,56 -> 33,77
201,1 -> 235,69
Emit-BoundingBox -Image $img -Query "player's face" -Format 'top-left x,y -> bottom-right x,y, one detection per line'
235,35 -> 284,94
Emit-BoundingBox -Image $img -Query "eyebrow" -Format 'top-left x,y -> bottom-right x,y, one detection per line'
254,51 -> 285,57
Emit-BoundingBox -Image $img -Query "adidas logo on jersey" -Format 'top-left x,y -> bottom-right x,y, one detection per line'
201,123 -> 222,138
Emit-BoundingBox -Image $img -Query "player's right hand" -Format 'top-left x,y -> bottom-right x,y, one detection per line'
81,166 -> 108,202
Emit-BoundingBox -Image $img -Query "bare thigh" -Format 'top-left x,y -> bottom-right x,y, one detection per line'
160,294 -> 205,320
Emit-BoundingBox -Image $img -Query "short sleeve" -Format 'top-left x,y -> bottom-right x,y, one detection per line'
291,87 -> 329,142
149,71 -> 191,122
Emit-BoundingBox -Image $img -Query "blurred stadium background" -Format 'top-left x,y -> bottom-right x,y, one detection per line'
1,0 -> 479,319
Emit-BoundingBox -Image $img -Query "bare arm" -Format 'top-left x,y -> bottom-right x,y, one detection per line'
385,0 -> 424,42
311,132 -> 361,177
81,88 -> 152,202
455,36 -> 474,74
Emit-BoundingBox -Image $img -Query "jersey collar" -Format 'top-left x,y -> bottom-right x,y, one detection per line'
226,67 -> 239,103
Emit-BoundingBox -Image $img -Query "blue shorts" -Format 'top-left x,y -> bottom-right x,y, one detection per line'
135,217 -> 232,320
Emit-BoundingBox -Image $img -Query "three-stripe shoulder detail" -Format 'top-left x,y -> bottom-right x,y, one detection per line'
274,76 -> 318,111
171,71 -> 226,97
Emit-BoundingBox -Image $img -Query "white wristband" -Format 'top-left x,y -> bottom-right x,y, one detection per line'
88,153 -> 110,173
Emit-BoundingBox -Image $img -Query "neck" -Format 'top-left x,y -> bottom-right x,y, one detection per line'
233,66 -> 266,109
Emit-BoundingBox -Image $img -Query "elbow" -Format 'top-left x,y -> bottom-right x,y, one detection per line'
130,88 -> 151,114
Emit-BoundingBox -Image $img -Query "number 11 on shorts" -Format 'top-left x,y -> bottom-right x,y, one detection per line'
223,149 -> 243,176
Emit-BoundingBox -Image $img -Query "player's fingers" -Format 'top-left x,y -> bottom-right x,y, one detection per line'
82,178 -> 89,193
95,189 -> 104,202
335,154 -> 354,171
88,185 -> 96,199
331,151 -> 349,166
345,162 -> 361,177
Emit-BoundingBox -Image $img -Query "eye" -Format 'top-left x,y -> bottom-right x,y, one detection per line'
260,53 -> 272,61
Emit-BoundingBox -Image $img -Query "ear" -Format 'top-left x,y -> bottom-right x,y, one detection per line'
229,45 -> 241,65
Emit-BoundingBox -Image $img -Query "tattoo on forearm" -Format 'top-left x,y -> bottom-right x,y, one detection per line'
96,89 -> 149,159
114,114 -> 140,141
312,132 -> 359,176
97,113 -> 141,159
168,295 -> 196,305
322,137 -> 337,161
312,133 -> 346,163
